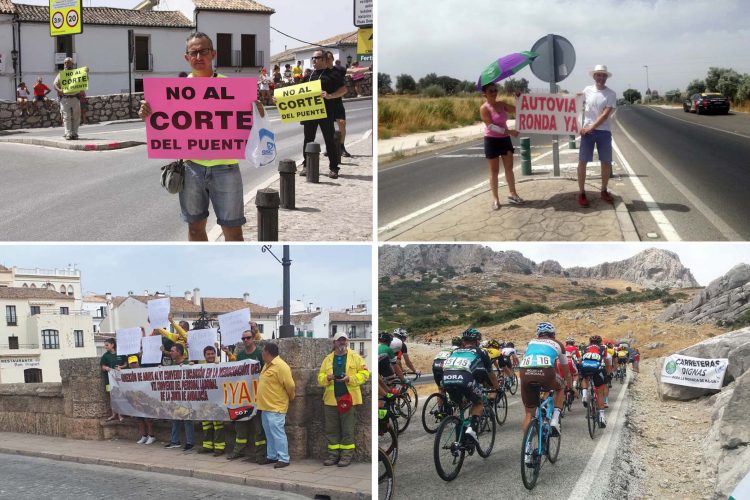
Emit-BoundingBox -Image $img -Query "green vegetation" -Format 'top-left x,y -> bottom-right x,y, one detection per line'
470,266 -> 483,273
718,310 -> 750,329
557,288 -> 672,311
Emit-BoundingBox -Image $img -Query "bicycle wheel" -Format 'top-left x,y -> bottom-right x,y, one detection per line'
394,394 -> 413,434
421,392 -> 445,434
433,415 -> 465,481
586,395 -> 598,439
619,367 -> 625,384
546,421 -> 561,463
494,389 -> 508,425
378,418 -> 399,465
378,448 -> 395,500
407,384 -> 419,412
521,418 -> 541,490
476,402 -> 496,458
509,373 -> 518,395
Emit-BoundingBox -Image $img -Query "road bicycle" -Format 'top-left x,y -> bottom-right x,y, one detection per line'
584,374 -> 603,439
378,448 -> 394,500
616,363 -> 626,384
521,385 -> 561,490
421,391 -> 457,434
378,397 -> 400,464
433,389 -> 497,481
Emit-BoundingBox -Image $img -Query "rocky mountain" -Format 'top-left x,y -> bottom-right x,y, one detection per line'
379,245 -> 699,289
566,248 -> 699,288
658,263 -> 750,324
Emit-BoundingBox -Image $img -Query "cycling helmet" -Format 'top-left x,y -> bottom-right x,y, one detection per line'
378,331 -> 393,344
589,335 -> 602,345
565,337 -> 576,345
390,338 -> 403,353
451,336 -> 463,347
506,342 -> 514,348
488,339 -> 500,349
462,327 -> 482,342
393,328 -> 407,340
536,322 -> 556,337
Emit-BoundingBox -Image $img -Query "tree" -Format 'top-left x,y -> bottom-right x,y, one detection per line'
503,78 -> 530,95
418,72 -> 439,90
685,79 -> 706,97
622,88 -> 642,104
736,74 -> 750,104
436,75 -> 461,94
378,73 -> 393,94
705,67 -> 725,92
395,74 -> 417,93
717,70 -> 741,100
664,89 -> 682,103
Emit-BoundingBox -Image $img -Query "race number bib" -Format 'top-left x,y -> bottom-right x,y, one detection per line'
520,354 -> 552,368
443,356 -> 471,371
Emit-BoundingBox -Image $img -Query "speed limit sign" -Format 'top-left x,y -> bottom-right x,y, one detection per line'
66,9 -> 78,28
51,11 -> 64,29
49,0 -> 83,37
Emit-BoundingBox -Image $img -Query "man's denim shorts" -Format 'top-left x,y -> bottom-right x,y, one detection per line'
579,129 -> 613,163
179,161 -> 246,227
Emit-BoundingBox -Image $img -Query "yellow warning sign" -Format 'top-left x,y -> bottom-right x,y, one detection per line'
357,28 -> 373,55
50,0 -> 83,37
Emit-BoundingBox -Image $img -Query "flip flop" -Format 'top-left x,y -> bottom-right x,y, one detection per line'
508,195 -> 525,205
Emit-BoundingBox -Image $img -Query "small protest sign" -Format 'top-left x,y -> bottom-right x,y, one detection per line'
144,77 -> 257,160
187,328 -> 218,361
116,327 -> 142,355
218,308 -> 251,346
147,298 -> 170,330
515,93 -> 583,135
140,335 -> 163,365
58,66 -> 88,93
273,80 -> 327,123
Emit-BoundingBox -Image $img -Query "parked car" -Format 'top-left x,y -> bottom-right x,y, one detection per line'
683,92 -> 730,114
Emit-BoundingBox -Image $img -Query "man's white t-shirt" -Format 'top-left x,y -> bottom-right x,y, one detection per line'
582,85 -> 617,132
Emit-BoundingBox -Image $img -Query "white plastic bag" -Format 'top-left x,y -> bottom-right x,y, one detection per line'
246,101 -> 278,169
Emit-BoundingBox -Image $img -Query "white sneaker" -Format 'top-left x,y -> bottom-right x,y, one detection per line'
145,436 -> 156,445
464,426 -> 478,442
582,393 -> 588,408
136,436 -> 148,444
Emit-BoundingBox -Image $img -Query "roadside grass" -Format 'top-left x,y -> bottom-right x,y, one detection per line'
378,94 -> 514,138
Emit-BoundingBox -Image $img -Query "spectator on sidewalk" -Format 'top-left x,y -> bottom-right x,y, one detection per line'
272,65 -> 282,89
292,60 -> 303,83
577,64 -> 617,207
16,82 -> 31,117
197,345 -> 226,456
317,332 -> 369,467
127,355 -> 156,445
327,52 -> 352,158
163,343 -> 195,451
347,61 -> 367,97
283,64 -> 293,84
101,337 -> 126,422
138,32 -> 247,242
33,78 -> 52,112
480,83 -> 523,210
53,57 -> 82,140
224,329 -> 266,463
259,67 -> 271,106
300,49 -> 347,180
257,342 -> 295,468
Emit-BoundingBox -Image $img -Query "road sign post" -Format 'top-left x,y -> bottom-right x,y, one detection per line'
530,34 -> 576,177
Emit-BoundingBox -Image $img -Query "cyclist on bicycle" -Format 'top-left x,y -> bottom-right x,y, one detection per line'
580,335 -> 608,428
441,327 -> 499,443
616,343 -> 629,375
393,328 -> 420,376
519,322 -> 571,436
604,342 -> 615,405
378,331 -> 403,433
433,336 -> 462,388
564,337 -> 582,389
500,341 -> 519,378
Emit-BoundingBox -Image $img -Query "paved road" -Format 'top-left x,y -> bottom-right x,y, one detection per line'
0,100 -> 372,241
386,375 -> 630,499
0,452 -> 308,499
378,105 -> 750,240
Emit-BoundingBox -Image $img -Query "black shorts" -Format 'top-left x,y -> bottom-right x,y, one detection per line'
496,355 -> 512,369
580,366 -> 606,387
484,136 -> 514,159
443,370 -> 482,406
331,99 -> 346,120
617,357 -> 628,365
432,367 -> 443,387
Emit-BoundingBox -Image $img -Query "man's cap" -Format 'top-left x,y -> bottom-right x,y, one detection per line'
127,355 -> 139,364
333,332 -> 348,341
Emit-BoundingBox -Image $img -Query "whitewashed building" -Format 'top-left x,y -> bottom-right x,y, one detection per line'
0,286 -> 95,383
0,263 -> 81,308
0,0 -> 273,101
270,30 -> 358,73
287,305 -> 372,365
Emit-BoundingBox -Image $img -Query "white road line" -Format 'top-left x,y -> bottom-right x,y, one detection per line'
617,119 -> 742,240
438,154 -> 486,158
567,372 -> 630,500
611,138 -> 681,241
644,106 -> 750,139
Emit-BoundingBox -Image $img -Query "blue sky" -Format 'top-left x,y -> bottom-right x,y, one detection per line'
0,244 -> 372,311
21,0 -> 357,56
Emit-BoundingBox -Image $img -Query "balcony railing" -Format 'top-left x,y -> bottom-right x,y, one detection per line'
230,50 -> 264,68
15,267 -> 79,277
28,309 -> 90,317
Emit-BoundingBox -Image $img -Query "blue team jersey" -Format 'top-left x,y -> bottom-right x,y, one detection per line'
519,338 -> 564,368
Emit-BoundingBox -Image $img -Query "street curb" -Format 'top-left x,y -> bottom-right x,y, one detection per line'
0,136 -> 145,151
380,177 -> 639,241
0,446 -> 370,500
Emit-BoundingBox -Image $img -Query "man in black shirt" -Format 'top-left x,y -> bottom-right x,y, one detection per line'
301,49 -> 348,179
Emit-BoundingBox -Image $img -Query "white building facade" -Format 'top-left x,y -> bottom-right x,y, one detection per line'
0,264 -> 81,308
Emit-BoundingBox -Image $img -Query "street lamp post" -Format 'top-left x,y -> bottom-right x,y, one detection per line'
262,245 -> 294,338
643,65 -> 650,95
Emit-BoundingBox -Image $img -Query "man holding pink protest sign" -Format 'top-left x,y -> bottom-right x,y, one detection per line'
577,64 -> 617,208
138,32 -> 257,242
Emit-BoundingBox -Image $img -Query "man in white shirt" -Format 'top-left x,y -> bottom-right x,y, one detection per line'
577,64 -> 617,207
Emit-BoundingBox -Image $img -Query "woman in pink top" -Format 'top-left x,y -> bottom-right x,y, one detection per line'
480,83 -> 522,210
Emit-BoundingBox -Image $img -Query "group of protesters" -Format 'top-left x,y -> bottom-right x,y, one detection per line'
100,315 -> 369,468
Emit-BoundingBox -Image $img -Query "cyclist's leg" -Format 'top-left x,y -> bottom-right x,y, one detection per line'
518,368 -> 541,433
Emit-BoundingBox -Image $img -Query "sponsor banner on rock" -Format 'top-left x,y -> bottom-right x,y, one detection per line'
109,360 -> 260,421
661,354 -> 728,389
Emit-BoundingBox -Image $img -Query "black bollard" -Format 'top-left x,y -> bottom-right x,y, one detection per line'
333,130 -> 342,163
304,142 -> 321,183
255,188 -> 280,241
278,159 -> 297,210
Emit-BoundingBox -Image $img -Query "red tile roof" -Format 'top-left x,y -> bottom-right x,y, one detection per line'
330,313 -> 371,323
0,0 -> 13,14
194,0 -> 274,14
14,3 -> 193,27
0,287 -> 73,300
111,295 -> 279,316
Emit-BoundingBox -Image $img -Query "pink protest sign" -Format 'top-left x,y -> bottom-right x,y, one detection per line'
144,77 -> 257,160
515,93 -> 584,135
